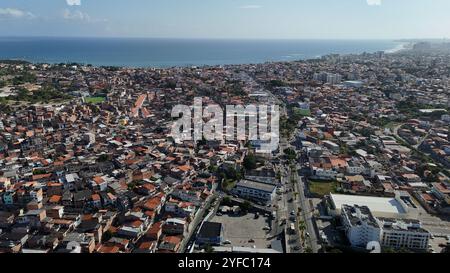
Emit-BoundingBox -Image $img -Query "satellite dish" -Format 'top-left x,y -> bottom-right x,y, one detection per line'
366,241 -> 381,253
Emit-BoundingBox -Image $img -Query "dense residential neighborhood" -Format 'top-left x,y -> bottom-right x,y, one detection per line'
1,43 -> 450,253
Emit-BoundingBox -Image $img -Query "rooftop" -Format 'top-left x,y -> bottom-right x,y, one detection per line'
331,193 -> 407,216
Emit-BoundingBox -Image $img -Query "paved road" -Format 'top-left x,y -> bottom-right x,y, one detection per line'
293,166 -> 320,253
393,123 -> 430,149
180,184 -> 218,253
277,137 -> 304,253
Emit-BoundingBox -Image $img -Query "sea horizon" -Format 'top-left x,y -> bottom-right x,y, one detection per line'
0,37 -> 407,68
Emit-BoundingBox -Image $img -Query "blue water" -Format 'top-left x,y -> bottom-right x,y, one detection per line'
0,37 -> 400,68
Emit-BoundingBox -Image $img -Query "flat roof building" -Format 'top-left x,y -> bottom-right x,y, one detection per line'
328,193 -> 414,218
232,180 -> 276,204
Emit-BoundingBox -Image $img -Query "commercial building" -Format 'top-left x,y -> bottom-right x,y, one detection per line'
196,222 -> 223,246
232,180 -> 276,203
379,218 -> 431,250
341,205 -> 382,248
327,193 -> 413,219
341,205 -> 431,250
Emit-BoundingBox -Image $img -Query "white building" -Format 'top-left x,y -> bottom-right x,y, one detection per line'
341,205 -> 382,248
311,167 -> 338,180
341,205 -> 431,251
346,158 -> 365,175
328,193 -> 415,219
379,218 -> 430,250
232,179 -> 276,203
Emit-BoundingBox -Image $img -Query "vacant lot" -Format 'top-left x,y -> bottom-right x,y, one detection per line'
212,212 -> 272,249
308,180 -> 338,197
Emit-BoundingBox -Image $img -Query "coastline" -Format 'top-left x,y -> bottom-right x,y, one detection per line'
384,42 -> 413,54
0,38 -> 404,69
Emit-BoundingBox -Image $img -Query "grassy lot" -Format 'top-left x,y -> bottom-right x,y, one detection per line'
85,96 -> 106,104
308,180 -> 338,197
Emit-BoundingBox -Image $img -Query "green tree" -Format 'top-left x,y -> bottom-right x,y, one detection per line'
243,154 -> 257,170
240,201 -> 252,212
221,196 -> 232,206
204,244 -> 214,253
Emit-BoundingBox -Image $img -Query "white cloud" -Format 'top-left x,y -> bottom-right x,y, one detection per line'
62,9 -> 107,23
366,0 -> 382,6
66,0 -> 81,6
0,8 -> 35,20
63,9 -> 90,21
239,5 -> 262,9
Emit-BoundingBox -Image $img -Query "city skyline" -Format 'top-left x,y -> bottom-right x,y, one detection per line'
0,0 -> 450,39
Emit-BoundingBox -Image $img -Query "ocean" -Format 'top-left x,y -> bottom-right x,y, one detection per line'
0,37 -> 402,68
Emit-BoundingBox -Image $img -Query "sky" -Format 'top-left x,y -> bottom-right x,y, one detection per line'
0,0 -> 449,39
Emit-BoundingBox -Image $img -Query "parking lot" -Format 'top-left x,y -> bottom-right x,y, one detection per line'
212,212 -> 273,249
429,236 -> 449,253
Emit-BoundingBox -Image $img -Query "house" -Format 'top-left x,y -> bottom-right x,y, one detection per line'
25,234 -> 59,251
142,196 -> 163,214
96,244 -> 121,254
162,218 -> 187,235
100,192 -> 117,207
136,183 -> 156,196
157,235 -> 182,253
135,241 -> 157,253
145,221 -> 163,241
91,176 -> 108,192
90,194 -> 102,208
165,200 -> 196,218
61,232 -> 96,253
46,205 -> 64,219
24,209 -> 47,228
77,218 -> 103,243
47,182 -> 64,196
61,173 -> 81,191
0,232 -> 29,253
73,190 -> 92,208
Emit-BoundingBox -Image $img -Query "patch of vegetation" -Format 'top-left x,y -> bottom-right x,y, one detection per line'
221,196 -> 233,206
12,72 -> 37,85
308,180 -> 338,197
85,96 -> 106,104
396,98 -> 448,120
13,87 -> 72,103
239,201 -> 252,212
268,79 -> 287,87
284,148 -> 297,161
243,153 -> 257,170
293,107 -> 311,118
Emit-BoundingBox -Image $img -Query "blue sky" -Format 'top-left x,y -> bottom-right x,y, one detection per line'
0,0 -> 449,39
